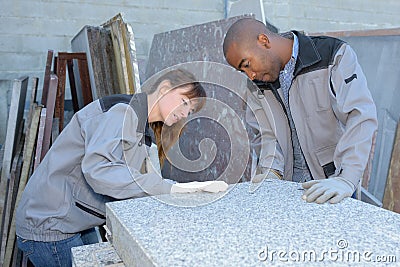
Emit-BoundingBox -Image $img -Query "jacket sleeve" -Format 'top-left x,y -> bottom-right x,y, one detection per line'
246,90 -> 285,176
80,103 -> 172,199
330,44 -> 378,187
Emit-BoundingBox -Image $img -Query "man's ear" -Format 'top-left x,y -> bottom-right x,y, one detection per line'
158,80 -> 172,95
257,33 -> 271,48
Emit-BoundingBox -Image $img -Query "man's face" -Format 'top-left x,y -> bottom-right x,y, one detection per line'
225,37 -> 282,82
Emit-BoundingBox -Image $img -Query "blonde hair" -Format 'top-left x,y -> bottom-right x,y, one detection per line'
145,69 -> 206,167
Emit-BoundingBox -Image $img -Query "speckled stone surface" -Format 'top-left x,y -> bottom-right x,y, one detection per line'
71,242 -> 125,267
106,181 -> 400,266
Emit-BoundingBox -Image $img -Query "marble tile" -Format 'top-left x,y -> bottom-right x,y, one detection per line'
106,181 -> 400,266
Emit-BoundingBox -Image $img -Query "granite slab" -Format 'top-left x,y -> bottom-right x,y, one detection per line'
71,242 -> 125,267
144,15 -> 255,183
106,180 -> 400,266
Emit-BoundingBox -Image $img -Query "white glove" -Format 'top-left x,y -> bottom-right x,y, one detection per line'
252,169 -> 282,183
170,181 -> 228,194
302,176 -> 355,204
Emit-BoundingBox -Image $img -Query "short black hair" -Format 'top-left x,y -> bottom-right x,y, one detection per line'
223,18 -> 272,56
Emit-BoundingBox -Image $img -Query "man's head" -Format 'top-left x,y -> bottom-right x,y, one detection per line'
223,18 -> 287,82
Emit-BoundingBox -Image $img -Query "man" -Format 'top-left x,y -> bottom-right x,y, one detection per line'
223,18 -> 377,204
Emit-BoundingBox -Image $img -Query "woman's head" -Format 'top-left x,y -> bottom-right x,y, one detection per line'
147,69 -> 206,126
144,69 -> 206,166
149,69 -> 206,126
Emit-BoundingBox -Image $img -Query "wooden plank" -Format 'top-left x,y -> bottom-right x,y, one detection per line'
71,25 -> 122,99
57,52 -> 87,61
0,77 -> 28,223
0,116 -> 24,265
120,19 -> 135,94
41,74 -> 58,160
25,77 -> 39,133
103,14 -> 129,94
41,50 -> 54,106
76,56 -> 93,106
33,108 -> 46,171
72,26 -> 101,100
55,56 -> 67,131
100,28 -> 120,96
23,77 -> 39,157
3,106 -> 41,267
90,27 -> 110,98
56,52 -> 93,131
0,148 -> 22,265
383,121 -> 400,213
309,27 -> 400,38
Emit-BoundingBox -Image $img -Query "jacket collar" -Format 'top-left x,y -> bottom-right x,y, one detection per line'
129,92 -> 148,135
291,31 -> 321,77
252,31 -> 322,91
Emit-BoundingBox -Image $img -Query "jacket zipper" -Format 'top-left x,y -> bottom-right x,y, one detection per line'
269,81 -> 314,181
75,202 -> 106,220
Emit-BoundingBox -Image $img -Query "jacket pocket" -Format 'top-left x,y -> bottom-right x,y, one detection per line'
306,76 -> 330,111
305,110 -> 340,150
315,145 -> 336,167
315,145 -> 337,178
72,177 -> 114,220
75,202 -> 105,219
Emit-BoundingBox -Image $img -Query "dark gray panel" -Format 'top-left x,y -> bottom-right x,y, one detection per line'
145,15 -> 254,183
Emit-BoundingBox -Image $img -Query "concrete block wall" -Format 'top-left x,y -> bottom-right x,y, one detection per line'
0,0 -> 224,92
1,0 -> 399,142
261,0 -> 400,33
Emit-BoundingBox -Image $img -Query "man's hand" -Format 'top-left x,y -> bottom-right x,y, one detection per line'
171,181 -> 228,194
252,169 -> 282,183
302,177 -> 355,204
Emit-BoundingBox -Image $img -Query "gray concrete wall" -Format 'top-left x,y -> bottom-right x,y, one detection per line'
0,0 -> 224,88
261,0 -> 400,33
1,1 -> 399,86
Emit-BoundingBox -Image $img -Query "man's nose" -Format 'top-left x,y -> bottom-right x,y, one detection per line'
244,69 -> 256,80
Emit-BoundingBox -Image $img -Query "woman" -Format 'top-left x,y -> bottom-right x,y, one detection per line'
16,69 -> 228,266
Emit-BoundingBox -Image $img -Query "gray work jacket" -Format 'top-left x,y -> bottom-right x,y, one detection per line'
16,93 -> 172,242
247,31 -> 378,187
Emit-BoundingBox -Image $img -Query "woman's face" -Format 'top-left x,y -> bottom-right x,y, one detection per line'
157,85 -> 196,126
